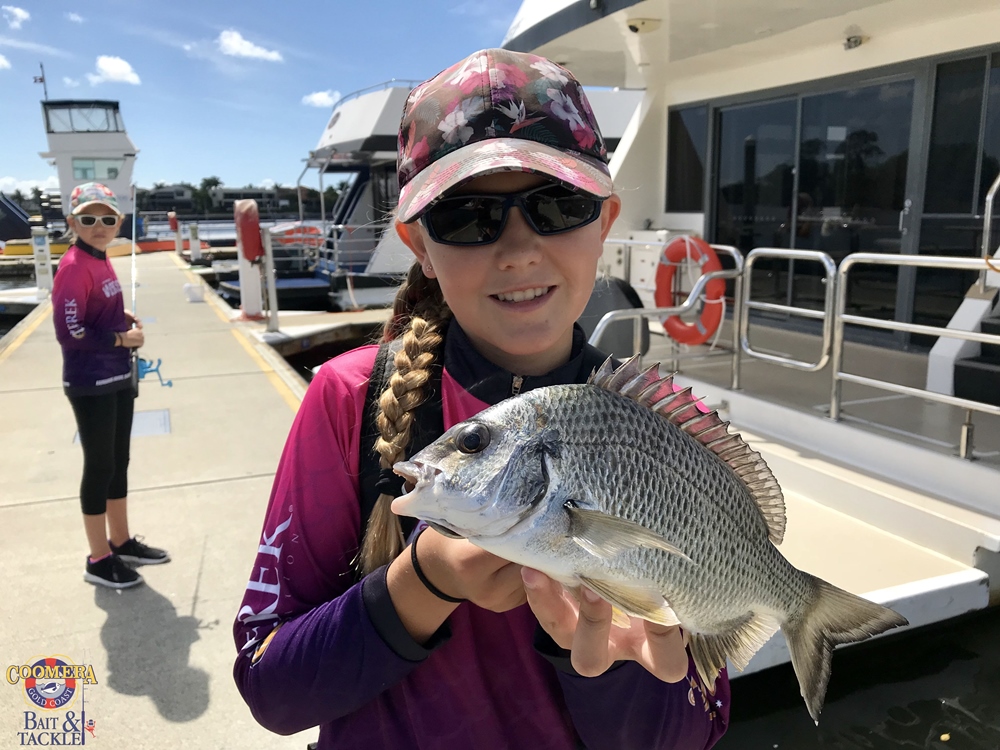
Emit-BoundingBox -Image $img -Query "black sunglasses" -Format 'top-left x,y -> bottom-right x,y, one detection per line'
419,183 -> 604,247
77,215 -> 119,227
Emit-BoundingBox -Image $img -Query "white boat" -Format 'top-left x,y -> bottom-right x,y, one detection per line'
297,79 -> 644,310
503,0 -> 1000,688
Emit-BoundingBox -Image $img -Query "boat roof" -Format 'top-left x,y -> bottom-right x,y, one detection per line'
308,85 -> 416,170
502,0 -> 996,87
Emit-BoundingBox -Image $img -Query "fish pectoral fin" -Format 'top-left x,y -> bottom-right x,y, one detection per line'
568,506 -> 691,562
577,576 -> 681,627
687,612 -> 781,692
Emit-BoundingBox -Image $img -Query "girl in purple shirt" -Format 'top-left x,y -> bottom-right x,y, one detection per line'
52,182 -> 170,589
234,50 -> 730,749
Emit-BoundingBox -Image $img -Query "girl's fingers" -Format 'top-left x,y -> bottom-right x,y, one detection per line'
523,569 -> 576,648
641,623 -> 690,683
569,588 -> 613,677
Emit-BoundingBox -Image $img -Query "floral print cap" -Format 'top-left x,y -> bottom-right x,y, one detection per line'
396,48 -> 613,223
68,182 -> 122,216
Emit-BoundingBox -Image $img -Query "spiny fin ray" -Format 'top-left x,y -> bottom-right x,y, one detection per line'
589,355 -> 786,545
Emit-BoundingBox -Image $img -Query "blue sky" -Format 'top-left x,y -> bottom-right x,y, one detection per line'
0,0 -> 523,195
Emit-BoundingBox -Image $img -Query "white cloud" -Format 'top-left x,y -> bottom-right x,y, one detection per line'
301,89 -> 340,108
1,5 -> 29,30
86,56 -> 140,85
0,175 -> 59,194
217,30 -> 282,62
66,12 -> 83,24
0,52 -> 9,69
0,36 -> 68,57
259,178 -> 275,189
63,76 -> 79,87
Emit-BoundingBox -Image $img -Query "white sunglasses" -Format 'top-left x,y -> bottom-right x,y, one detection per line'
77,215 -> 120,227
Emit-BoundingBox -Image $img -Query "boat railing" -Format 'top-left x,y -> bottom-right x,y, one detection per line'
831,253 -> 1000,458
740,248 -> 838,373
588,243 -> 744,386
597,236 -> 1000,459
323,223 -> 383,272
979,172 -> 1000,294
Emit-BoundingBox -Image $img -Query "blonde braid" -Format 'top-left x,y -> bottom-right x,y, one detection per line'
358,261 -> 450,574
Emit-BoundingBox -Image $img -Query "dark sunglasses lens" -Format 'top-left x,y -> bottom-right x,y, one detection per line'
526,187 -> 600,234
426,197 -> 504,245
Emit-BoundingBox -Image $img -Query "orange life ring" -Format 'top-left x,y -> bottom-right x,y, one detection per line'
653,236 -> 726,346
234,199 -> 264,263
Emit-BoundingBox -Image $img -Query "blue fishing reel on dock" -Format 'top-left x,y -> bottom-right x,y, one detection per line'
138,357 -> 173,388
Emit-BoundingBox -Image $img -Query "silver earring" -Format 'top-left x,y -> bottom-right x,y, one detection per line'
424,263 -> 433,274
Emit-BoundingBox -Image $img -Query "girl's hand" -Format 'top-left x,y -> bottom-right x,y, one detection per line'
119,328 -> 145,348
522,567 -> 690,683
413,528 -> 526,613
124,311 -> 142,329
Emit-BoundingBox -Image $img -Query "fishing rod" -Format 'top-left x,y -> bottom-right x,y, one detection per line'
129,183 -> 172,392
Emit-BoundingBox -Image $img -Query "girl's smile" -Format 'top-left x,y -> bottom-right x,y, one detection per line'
399,170 -> 621,376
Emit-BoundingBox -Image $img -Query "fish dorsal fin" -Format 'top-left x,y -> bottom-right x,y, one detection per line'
589,356 -> 786,545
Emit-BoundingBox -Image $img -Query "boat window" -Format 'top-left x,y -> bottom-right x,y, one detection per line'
924,57 -> 987,214
979,55 -> 1000,210
72,158 -> 124,182
713,99 -> 797,305
796,81 -> 914,318
666,106 -> 708,212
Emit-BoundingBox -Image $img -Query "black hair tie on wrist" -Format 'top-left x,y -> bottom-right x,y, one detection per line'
411,527 -> 465,604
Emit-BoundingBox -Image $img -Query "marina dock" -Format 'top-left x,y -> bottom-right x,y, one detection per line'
0,252 -> 317,748
2,250 -> 998,744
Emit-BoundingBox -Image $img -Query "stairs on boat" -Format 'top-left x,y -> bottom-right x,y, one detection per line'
954,310 -> 1000,407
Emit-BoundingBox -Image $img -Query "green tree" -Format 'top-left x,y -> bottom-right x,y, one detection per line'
194,176 -> 222,215
11,189 -> 26,208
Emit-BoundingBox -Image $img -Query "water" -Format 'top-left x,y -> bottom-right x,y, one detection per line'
718,607 -> 1000,749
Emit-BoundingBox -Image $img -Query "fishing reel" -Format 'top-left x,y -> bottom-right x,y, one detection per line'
137,357 -> 173,388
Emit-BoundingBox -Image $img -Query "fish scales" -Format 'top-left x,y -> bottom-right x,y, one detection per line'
392,356 -> 908,723
536,386 -> 805,630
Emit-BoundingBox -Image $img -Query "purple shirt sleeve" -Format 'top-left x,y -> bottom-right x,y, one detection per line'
233,347 -> 446,732
51,253 -> 117,351
234,569 -> 450,734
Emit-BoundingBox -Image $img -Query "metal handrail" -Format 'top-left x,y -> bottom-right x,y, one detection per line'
980,172 -> 1000,293
830,253 -> 1000,458
589,245 -> 744,376
740,248 -> 837,372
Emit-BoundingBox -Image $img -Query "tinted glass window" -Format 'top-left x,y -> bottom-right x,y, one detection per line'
979,55 -> 1000,210
666,106 -> 708,212
925,57 -> 987,214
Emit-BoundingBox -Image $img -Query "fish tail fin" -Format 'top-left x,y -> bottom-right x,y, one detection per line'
784,574 -> 908,724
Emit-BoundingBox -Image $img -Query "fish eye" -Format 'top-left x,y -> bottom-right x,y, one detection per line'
457,423 -> 491,454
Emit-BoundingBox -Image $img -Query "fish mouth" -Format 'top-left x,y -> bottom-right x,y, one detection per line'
393,460 -> 438,488
426,521 -> 465,539
391,460 -> 477,540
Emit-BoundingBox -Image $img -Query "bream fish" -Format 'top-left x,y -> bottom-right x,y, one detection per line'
392,356 -> 908,722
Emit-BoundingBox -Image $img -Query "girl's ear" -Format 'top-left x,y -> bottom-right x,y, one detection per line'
598,194 -> 622,242
395,221 -> 435,276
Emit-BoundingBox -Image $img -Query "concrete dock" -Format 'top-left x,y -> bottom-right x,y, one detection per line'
0,252 -> 318,748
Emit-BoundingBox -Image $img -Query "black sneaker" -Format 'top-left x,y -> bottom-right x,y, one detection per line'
84,555 -> 144,589
109,536 -> 170,565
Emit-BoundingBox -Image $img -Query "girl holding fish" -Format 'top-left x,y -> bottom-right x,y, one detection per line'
233,48 -> 730,749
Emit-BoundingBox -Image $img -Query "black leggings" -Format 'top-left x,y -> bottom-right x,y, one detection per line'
68,389 -> 135,516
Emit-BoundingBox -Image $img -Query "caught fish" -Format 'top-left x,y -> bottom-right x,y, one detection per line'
392,356 -> 907,723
